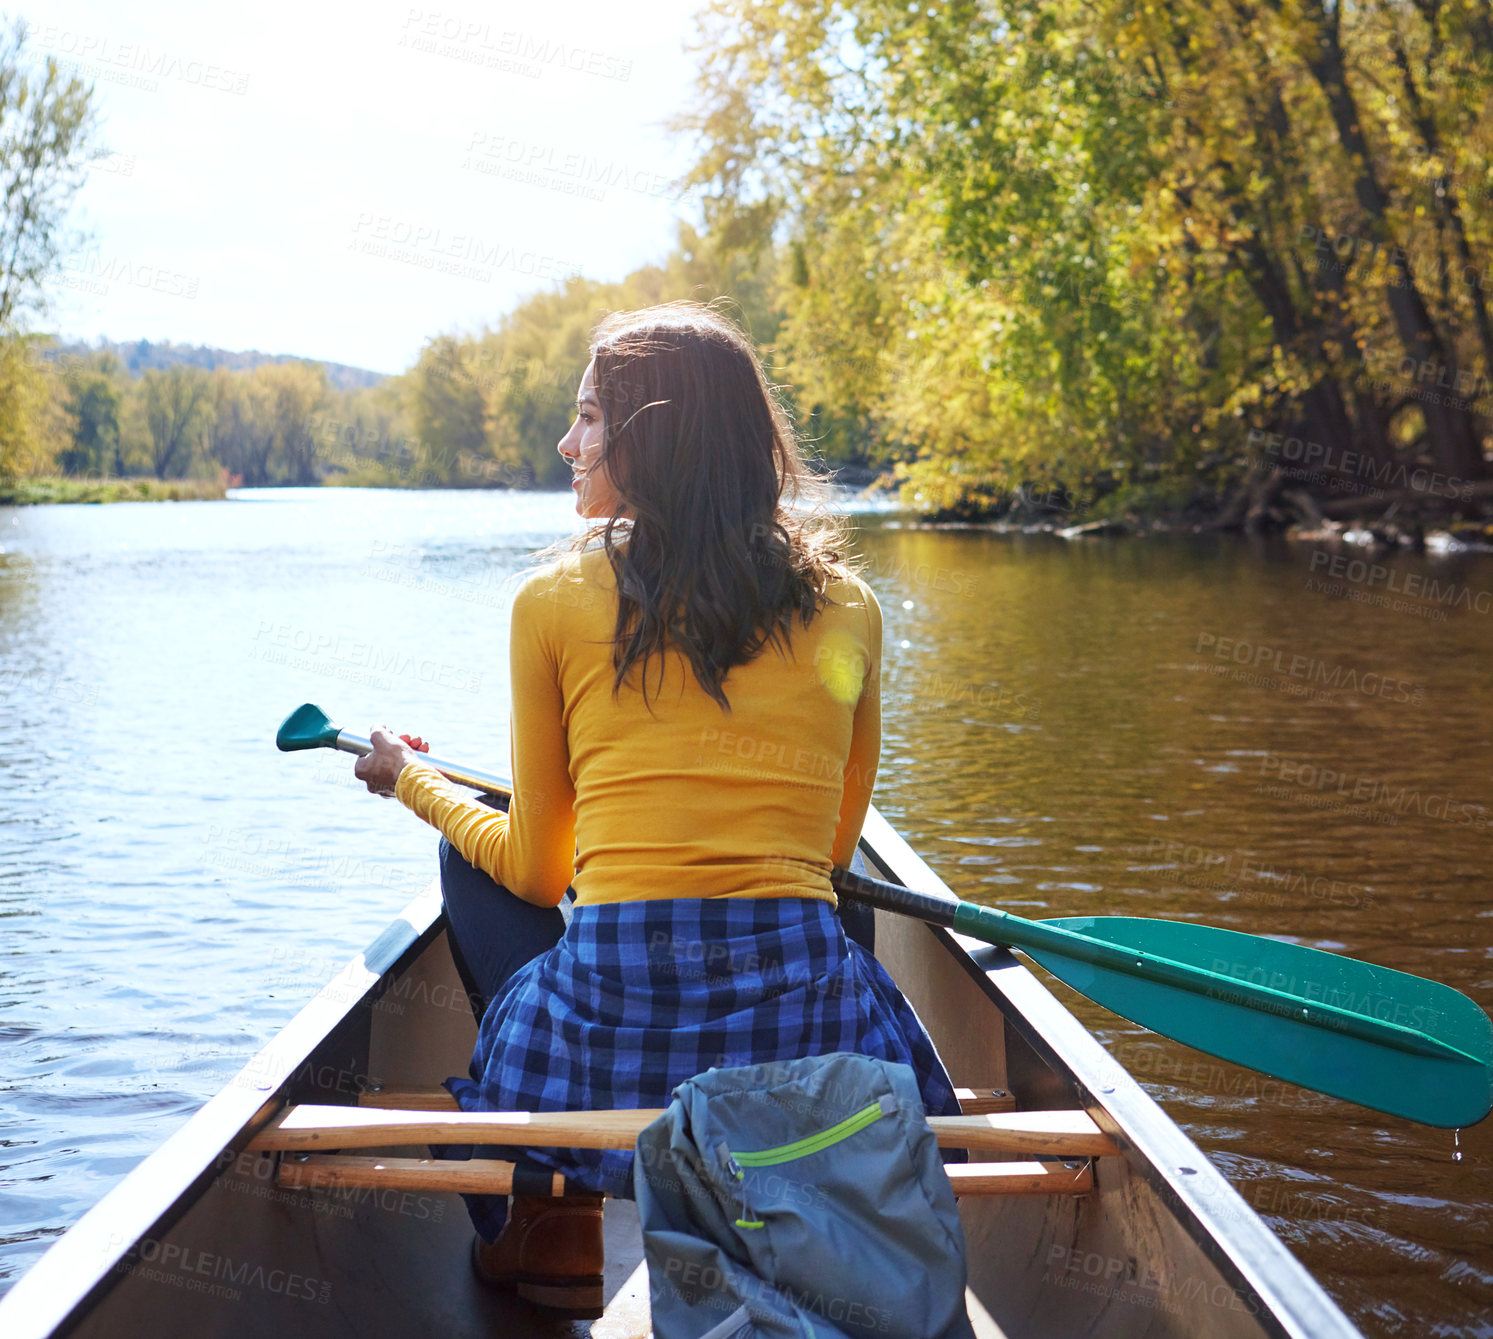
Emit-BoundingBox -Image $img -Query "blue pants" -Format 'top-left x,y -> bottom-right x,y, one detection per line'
440,846 -> 574,1023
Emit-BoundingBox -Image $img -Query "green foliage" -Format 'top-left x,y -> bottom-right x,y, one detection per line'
0,334 -> 55,481
409,340 -> 481,451
26,350 -> 399,491
57,353 -> 122,476
0,15 -> 100,332
209,367 -> 275,487
313,382 -> 418,486
19,0 -> 1490,517
0,474 -> 226,504
258,362 -> 329,486
382,223 -> 787,490
141,365 -> 213,479
473,279 -> 598,489
0,18 -> 97,485
680,0 -> 1493,516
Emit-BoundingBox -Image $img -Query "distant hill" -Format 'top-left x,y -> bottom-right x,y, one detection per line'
43,339 -> 389,391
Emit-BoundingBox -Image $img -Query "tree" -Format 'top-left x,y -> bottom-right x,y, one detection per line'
679,0 -> 1493,519
208,368 -> 274,486
311,382 -> 418,486
142,365 -> 213,478
401,335 -> 492,485
473,278 -> 605,490
58,353 -> 123,476
0,16 -> 99,332
0,18 -> 98,485
260,362 -> 328,485
405,224 -> 789,491
0,333 -> 51,480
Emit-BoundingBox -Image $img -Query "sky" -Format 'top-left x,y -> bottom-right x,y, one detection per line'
25,0 -> 711,373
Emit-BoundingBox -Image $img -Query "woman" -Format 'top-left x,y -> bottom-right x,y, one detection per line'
354,301 -> 959,1318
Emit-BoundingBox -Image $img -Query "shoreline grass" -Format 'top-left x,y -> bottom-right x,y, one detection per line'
0,476 -> 229,505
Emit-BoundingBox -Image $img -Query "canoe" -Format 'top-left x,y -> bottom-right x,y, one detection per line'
0,805 -> 1366,1338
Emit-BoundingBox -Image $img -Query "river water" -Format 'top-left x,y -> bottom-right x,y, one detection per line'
1,487 -> 1489,1335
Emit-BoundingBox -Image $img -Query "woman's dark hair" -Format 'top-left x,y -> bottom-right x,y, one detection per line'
558,299 -> 855,711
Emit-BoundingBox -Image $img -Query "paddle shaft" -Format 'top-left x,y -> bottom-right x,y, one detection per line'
325,728 -> 511,795
830,870 -> 1470,1064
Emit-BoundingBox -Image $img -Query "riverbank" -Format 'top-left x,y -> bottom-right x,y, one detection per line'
914,510 -> 1493,554
0,477 -> 229,505
908,469 -> 1493,550
964,514 -> 1493,554
6,465 -> 1491,555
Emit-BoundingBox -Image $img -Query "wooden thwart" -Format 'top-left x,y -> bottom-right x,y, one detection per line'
251,1103 -> 1118,1159
278,1155 -> 564,1197
265,1083 -> 1105,1201
356,1084 -> 1019,1115
276,1153 -> 1093,1198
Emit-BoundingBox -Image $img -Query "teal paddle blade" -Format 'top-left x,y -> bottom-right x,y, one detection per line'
275,703 -> 341,753
1029,916 -> 1492,1127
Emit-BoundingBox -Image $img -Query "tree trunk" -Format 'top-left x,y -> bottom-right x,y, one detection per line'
1301,0 -> 1488,479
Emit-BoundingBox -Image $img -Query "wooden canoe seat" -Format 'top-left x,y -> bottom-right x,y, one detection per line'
250,1090 -> 1112,1199
953,1087 -> 1018,1115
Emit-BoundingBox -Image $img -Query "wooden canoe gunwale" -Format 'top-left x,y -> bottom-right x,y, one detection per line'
855,806 -> 1363,1339
0,883 -> 451,1339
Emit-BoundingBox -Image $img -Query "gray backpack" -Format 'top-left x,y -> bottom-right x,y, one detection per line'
633,1053 -> 976,1339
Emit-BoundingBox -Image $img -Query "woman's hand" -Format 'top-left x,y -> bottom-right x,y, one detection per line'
354,726 -> 428,797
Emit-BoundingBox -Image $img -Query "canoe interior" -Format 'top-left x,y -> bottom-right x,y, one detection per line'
0,810 -> 1363,1339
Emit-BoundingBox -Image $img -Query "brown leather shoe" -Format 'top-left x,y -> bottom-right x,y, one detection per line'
471,1195 -> 606,1318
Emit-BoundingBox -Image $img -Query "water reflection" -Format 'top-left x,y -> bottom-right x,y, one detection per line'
853,516 -> 1493,1335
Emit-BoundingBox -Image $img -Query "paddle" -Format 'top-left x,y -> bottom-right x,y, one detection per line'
277,702 -> 1493,1128
276,701 -> 510,793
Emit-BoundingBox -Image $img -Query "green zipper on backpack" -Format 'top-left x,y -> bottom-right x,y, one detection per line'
729,1100 -> 887,1168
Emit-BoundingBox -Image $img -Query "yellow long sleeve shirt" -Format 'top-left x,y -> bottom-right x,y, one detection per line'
394,546 -> 882,909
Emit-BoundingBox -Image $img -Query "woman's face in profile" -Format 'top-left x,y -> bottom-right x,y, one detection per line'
557,359 -> 622,519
